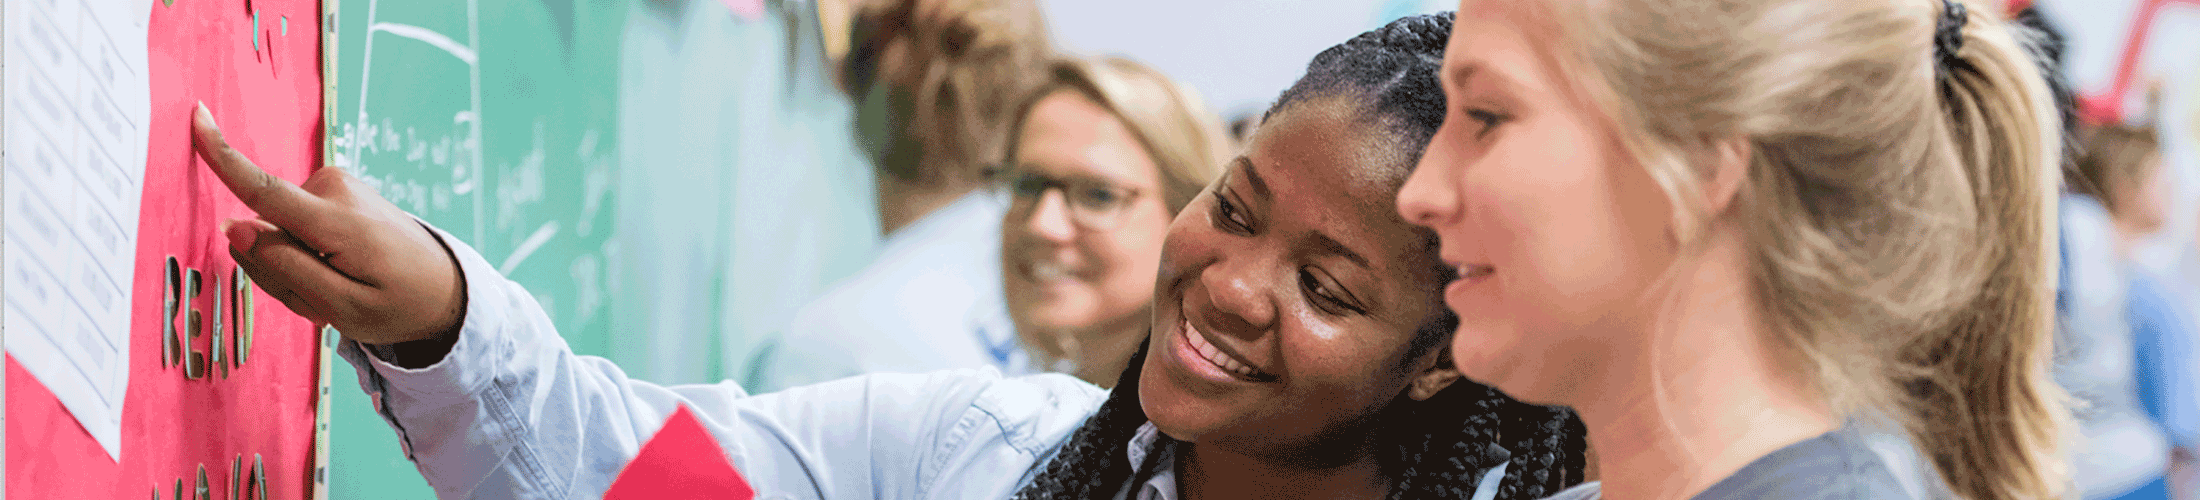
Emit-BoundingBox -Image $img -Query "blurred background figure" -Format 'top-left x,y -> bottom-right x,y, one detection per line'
2067,119 -> 2200,500
751,54 -> 1230,390
841,0 -> 1057,235
744,0 -> 1055,392
2014,3 -> 2200,497
995,57 -> 1232,385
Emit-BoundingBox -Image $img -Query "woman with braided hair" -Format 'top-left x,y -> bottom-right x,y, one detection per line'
186,11 -> 1584,499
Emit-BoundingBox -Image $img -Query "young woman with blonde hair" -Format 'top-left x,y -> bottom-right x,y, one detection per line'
1399,1 -> 2068,499
993,56 -> 1234,385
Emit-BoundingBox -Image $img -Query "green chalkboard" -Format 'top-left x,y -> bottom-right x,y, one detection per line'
327,0 -> 627,496
323,0 -> 887,495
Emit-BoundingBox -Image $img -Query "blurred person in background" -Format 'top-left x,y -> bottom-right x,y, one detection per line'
2067,121 -> 2197,500
743,0 -> 1051,391
2184,199 -> 2200,499
994,57 -> 1233,386
839,0 -> 1055,235
752,55 -> 1233,390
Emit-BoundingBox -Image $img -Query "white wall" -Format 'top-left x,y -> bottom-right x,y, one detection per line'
2036,0 -> 2200,272
1038,0 -> 1452,119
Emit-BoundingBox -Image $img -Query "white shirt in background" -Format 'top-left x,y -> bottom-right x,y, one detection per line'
745,192 -> 1029,393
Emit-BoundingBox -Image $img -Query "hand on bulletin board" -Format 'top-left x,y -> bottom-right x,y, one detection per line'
5,0 -> 328,498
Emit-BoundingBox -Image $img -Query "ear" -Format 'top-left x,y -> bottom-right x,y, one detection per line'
1701,136 -> 1751,215
1408,348 -> 1465,401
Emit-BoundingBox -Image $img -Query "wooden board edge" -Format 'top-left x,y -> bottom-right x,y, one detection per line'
313,0 -> 338,498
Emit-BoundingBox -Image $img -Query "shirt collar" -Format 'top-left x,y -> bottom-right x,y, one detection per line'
1126,423 -> 1179,500
1119,423 -> 1514,500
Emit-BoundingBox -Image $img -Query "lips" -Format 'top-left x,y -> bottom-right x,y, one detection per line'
1180,317 -> 1276,382
1459,264 -> 1494,281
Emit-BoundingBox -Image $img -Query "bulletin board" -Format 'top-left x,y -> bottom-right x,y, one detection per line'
4,0 -> 335,498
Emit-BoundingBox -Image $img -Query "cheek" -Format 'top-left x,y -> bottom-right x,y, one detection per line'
1098,209 -> 1172,298
1154,205 -> 1212,297
1463,123 -> 1663,350
1279,321 -> 1419,424
1001,212 -> 1048,257
1478,133 -> 1637,299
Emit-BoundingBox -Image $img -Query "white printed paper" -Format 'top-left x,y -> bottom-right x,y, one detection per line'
3,0 -> 153,461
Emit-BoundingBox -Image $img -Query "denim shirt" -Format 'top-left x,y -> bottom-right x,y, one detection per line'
339,225 -> 1514,499
338,225 -> 1109,499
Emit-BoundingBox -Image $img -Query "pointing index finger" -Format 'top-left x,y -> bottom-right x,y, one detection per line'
192,102 -> 333,232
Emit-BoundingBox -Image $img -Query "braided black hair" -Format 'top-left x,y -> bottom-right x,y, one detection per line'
1011,13 -> 1586,500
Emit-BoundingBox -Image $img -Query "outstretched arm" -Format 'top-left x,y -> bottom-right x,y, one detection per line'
189,103 -> 1098,499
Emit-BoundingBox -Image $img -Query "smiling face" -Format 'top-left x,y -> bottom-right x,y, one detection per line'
1395,3 -> 1677,404
1140,96 -> 1454,457
1002,91 -> 1175,357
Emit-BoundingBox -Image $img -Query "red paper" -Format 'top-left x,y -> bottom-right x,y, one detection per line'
602,405 -> 757,500
5,0 -> 323,498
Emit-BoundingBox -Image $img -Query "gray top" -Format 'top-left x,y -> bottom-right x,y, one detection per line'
1538,425 -> 1915,500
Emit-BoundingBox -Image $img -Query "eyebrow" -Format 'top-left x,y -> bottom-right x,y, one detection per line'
1310,232 -> 1371,271
1234,156 -> 1369,271
1444,62 -> 1477,90
1236,156 -> 1272,199
1445,61 -> 1529,98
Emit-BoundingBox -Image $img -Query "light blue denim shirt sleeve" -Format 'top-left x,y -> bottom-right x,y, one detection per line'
336,223 -> 1108,500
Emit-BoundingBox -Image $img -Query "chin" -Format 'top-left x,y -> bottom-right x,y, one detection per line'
1134,342 -> 1222,443
1022,306 -> 1090,331
1446,324 -> 1559,404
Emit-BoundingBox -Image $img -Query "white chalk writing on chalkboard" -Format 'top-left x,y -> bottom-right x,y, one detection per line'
328,1 -> 617,334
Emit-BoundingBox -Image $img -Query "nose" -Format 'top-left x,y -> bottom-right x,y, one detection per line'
1195,253 -> 1277,340
1397,144 -> 1462,229
1021,189 -> 1078,243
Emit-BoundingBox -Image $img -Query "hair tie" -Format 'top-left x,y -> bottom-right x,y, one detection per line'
1935,0 -> 1968,71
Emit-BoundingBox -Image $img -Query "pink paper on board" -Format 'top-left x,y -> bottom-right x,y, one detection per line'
5,0 -> 323,497
602,405 -> 757,500
719,0 -> 766,21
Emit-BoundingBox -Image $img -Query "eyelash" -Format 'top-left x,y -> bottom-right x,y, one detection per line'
1211,180 -> 1364,317
1299,267 -> 1365,316
1465,108 -> 1510,139
1213,188 -> 1253,234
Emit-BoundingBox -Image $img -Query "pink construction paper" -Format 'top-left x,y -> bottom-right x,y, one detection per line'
602,405 -> 757,500
5,0 -> 323,497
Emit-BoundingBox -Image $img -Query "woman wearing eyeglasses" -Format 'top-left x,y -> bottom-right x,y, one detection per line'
994,57 -> 1232,385
749,56 -> 1231,391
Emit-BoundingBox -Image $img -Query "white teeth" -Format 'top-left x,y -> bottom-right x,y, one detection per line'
1185,322 -> 1262,379
1030,262 -> 1073,281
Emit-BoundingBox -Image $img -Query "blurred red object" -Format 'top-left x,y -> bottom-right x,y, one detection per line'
602,405 -> 757,500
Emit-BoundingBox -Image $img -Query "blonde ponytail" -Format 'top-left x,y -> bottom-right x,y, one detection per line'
1560,1 -> 2069,498
1907,5 -> 2068,498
